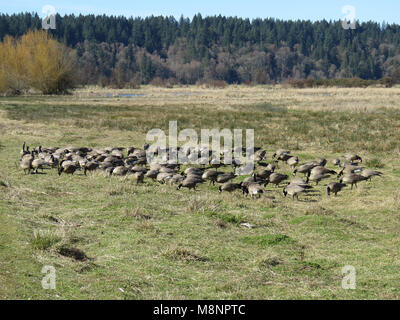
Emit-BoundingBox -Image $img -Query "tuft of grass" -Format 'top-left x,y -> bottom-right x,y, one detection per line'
365,158 -> 385,169
240,234 -> 293,247
205,211 -> 245,225
258,256 -> 283,268
30,230 -> 61,250
163,246 -> 208,262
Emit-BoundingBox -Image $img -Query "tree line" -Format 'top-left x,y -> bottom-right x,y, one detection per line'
1,13 -> 400,90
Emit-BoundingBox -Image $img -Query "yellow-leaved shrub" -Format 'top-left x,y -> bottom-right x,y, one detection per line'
0,30 -> 76,95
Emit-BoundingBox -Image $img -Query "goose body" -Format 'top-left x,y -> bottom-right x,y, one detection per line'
361,169 -> 383,181
84,162 -> 99,175
128,172 -> 144,184
340,174 -> 368,190
266,173 -> 288,186
111,166 -> 128,176
32,158 -> 48,173
216,172 -> 236,184
145,169 -> 159,180
177,179 -> 198,190
310,166 -> 337,176
243,183 -> 264,198
344,154 -> 362,163
202,170 -> 219,185
20,156 -> 33,174
307,173 -> 330,185
293,163 -> 318,176
287,157 -> 299,168
283,184 -> 307,200
273,149 -> 290,159
255,168 -> 274,179
218,182 -> 242,193
327,182 -> 347,196
58,160 -> 79,176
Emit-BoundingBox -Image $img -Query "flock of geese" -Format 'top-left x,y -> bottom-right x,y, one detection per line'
18,142 -> 383,200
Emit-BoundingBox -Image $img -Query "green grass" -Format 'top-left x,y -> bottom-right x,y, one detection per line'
1,87 -> 400,299
240,234 -> 293,247
30,230 -> 61,250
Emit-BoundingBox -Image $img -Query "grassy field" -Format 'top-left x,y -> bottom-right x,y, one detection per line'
1,85 -> 400,299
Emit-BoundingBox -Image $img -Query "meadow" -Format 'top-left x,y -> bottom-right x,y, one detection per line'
1,85 -> 400,299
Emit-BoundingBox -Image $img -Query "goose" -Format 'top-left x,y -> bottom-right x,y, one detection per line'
58,160 -> 79,176
310,166 -> 337,176
266,163 -> 276,172
95,154 -> 108,162
277,153 -> 292,162
210,158 -> 223,170
218,182 -> 242,193
177,179 -> 198,191
332,158 -> 341,167
283,184 -> 308,200
339,174 -> 368,190
84,161 -> 99,175
344,154 -> 362,163
255,149 -> 267,159
111,166 -> 128,176
99,161 -> 114,171
45,154 -> 58,168
338,164 -> 362,177
242,174 -> 266,188
32,158 -> 49,174
37,146 -> 49,160
316,158 -> 327,167
128,172 -> 144,184
157,172 -> 174,184
20,152 -> 33,174
124,157 -> 138,166
131,166 -> 147,173
133,149 -> 147,159
253,153 -> 265,163
255,168 -> 274,179
265,173 -> 289,187
166,174 -> 185,185
202,170 -> 219,185
162,162 -> 180,170
242,183 -> 264,198
327,182 -> 347,197
111,149 -> 124,158
216,172 -> 236,184
150,163 -> 163,171
306,173 -> 330,186
20,142 -> 30,158
104,167 -> 115,176
361,169 -> 383,181
184,167 -> 203,176
293,163 -> 318,176
145,169 -> 159,180
273,149 -> 290,159
286,157 -> 299,168
252,150 -> 267,163
185,174 -> 204,184
135,157 -> 148,166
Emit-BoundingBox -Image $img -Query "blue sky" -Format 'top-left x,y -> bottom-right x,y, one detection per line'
1,0 -> 399,23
